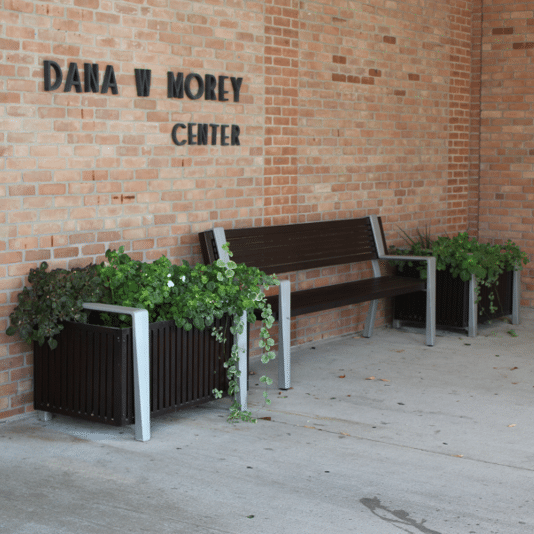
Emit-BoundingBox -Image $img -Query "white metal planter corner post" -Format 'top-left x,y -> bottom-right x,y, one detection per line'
467,267 -> 521,338
512,268 -> 521,325
82,303 -> 151,442
213,227 -> 249,411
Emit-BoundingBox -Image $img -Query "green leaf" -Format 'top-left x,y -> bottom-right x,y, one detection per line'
6,326 -> 16,336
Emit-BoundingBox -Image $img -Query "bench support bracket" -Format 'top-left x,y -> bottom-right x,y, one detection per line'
213,228 -> 250,410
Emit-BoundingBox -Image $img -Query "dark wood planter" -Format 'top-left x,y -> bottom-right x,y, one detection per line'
33,318 -> 232,426
394,267 -> 514,329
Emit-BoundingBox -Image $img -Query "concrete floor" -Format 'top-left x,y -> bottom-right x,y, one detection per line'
1,311 -> 533,534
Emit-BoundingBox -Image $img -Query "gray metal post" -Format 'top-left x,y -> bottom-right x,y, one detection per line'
369,214 -> 436,346
425,256 -> 436,346
363,259 -> 382,338
278,279 -> 291,389
235,312 -> 248,411
213,228 -> 250,409
83,303 -> 150,442
512,269 -> 520,325
467,275 -> 478,337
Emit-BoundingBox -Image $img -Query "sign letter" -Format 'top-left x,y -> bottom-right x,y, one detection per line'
84,63 -> 99,93
101,65 -> 119,95
167,72 -> 184,99
135,69 -> 151,97
43,60 -> 62,91
64,62 -> 82,93
171,123 -> 187,146
184,73 -> 204,100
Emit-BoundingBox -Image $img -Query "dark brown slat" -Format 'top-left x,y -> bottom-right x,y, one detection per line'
105,330 -> 113,422
227,217 -> 372,239
85,329 -> 93,417
157,326 -> 164,411
263,276 -> 426,318
191,329 -> 200,400
115,330 -> 127,426
200,217 -> 380,275
170,324 -> 177,406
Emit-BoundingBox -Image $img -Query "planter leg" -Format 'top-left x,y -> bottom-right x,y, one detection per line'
468,274 -> 478,337
512,269 -> 520,325
37,411 -> 53,422
425,256 -> 436,346
83,303 -> 151,442
278,280 -> 291,390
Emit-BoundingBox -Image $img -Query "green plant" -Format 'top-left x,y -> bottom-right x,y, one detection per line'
389,230 -> 528,315
7,246 -> 280,423
97,246 -> 279,421
6,262 -> 105,350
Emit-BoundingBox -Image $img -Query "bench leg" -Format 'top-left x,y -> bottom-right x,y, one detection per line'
278,280 -> 291,390
235,312 -> 248,411
363,299 -> 378,338
468,274 -> 478,338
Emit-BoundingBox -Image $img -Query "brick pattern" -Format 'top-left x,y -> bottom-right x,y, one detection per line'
477,1 -> 534,305
1,0 -> 266,420
469,0 -> 482,238
0,0 -> 509,421
263,0 -> 299,226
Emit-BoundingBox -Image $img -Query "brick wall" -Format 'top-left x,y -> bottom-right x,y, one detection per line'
1,0 -> 475,421
475,0 -> 534,305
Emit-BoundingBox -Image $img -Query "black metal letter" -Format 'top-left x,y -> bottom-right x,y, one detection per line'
101,65 -> 119,95
167,72 -> 184,98
230,77 -> 243,102
218,75 -> 228,101
205,74 -> 217,101
197,124 -> 209,145
43,60 -> 62,91
220,124 -> 229,146
210,124 -> 219,146
171,123 -> 187,146
64,62 -> 82,93
134,69 -> 151,97
184,73 -> 204,100
84,63 -> 99,93
187,123 -> 197,145
230,125 -> 241,146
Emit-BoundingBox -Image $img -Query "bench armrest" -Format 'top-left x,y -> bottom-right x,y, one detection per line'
380,254 -> 435,263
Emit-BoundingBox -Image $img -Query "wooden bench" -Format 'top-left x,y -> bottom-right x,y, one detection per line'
199,215 -> 436,393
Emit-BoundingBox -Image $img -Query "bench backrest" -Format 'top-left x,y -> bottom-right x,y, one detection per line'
199,216 -> 388,275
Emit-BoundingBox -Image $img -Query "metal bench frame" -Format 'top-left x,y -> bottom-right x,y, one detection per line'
200,215 -> 436,400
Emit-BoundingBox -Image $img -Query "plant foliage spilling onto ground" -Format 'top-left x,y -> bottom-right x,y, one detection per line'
7,247 -> 280,422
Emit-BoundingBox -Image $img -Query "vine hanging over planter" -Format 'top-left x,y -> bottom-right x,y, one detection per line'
6,246 -> 280,423
389,229 -> 529,315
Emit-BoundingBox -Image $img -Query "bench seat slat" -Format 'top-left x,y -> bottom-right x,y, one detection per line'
263,275 -> 427,319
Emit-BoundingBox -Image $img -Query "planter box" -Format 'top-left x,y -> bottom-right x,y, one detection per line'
394,267 -> 513,329
33,318 -> 233,426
